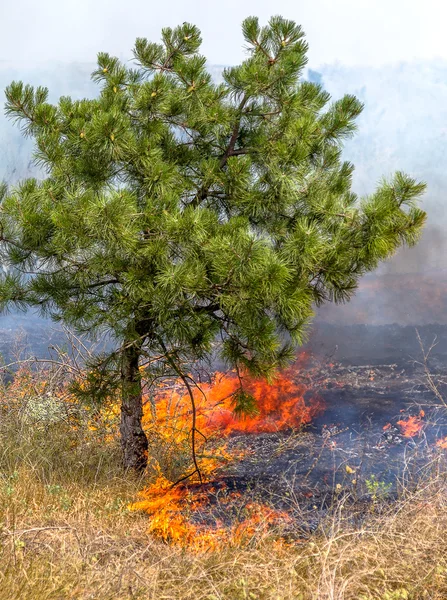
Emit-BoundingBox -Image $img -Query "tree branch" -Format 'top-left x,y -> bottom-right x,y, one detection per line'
155,334 -> 204,485
190,96 -> 249,208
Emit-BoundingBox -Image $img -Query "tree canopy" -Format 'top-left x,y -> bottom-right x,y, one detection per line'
0,16 -> 426,470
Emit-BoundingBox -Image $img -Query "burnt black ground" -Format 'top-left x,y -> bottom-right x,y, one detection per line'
206,350 -> 447,532
305,322 -> 447,366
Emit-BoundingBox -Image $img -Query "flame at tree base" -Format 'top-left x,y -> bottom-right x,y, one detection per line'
142,359 -> 325,441
133,358 -> 324,549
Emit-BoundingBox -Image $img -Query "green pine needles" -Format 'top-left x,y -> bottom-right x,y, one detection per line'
0,16 -> 426,470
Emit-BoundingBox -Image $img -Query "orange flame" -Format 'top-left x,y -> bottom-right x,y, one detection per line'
397,411 -> 425,437
129,472 -> 292,550
206,370 -> 324,434
436,437 -> 447,449
143,359 -> 325,441
134,354 -> 325,549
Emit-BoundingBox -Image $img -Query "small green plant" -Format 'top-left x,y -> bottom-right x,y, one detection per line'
46,484 -> 63,495
365,475 -> 392,502
105,497 -> 128,514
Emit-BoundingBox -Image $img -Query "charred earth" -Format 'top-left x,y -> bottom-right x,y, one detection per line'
186,323 -> 447,535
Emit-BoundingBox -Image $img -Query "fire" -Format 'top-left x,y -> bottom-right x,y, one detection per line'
140,355 -> 325,488
140,360 -> 325,484
436,437 -> 447,449
143,361 -> 325,441
129,471 -> 292,550
197,371 -> 323,435
397,411 -> 425,437
134,354 -> 325,549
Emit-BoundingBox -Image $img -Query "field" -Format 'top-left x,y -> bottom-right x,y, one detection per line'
1,367 -> 447,600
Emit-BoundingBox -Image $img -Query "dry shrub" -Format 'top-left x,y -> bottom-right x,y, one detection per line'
0,365 -> 123,486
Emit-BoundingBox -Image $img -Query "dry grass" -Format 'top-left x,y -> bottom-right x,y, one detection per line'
0,383 -> 447,598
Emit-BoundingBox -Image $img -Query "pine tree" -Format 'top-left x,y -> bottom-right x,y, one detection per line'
0,16 -> 426,471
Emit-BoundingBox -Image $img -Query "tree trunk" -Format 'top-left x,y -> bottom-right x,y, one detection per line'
120,337 -> 148,472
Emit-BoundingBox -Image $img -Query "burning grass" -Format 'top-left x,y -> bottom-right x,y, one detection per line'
397,411 -> 425,438
129,472 -> 294,551
141,359 -> 324,473
1,401 -> 447,600
133,361 -> 325,548
0,354 -> 326,552
2,354 -> 447,598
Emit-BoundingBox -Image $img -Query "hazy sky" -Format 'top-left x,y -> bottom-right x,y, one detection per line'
1,0 -> 446,68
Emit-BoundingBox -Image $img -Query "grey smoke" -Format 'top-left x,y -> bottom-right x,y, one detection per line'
307,62 -> 447,324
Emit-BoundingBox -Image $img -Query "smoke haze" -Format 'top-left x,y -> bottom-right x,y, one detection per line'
309,63 -> 447,324
2,0 -> 446,68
